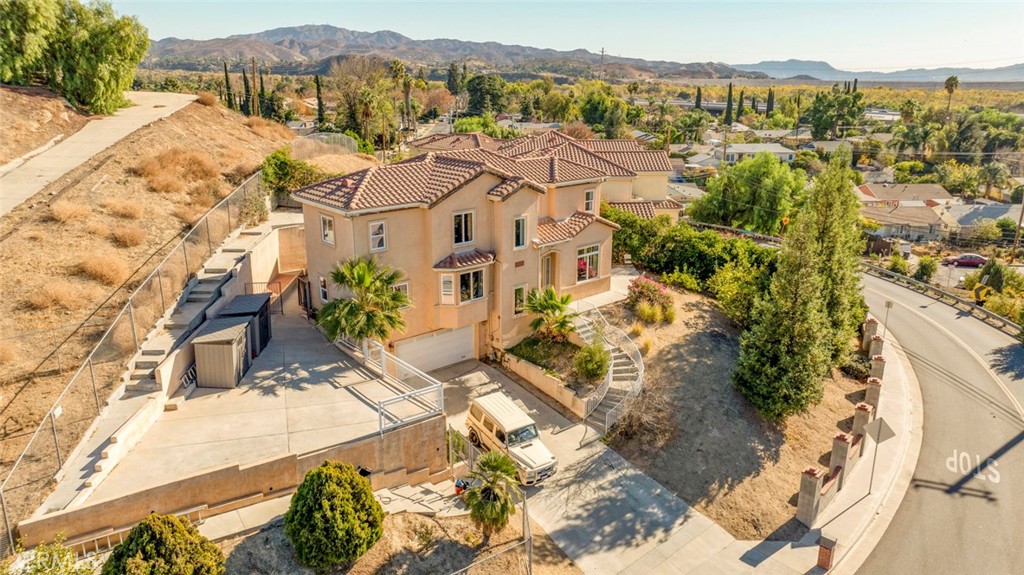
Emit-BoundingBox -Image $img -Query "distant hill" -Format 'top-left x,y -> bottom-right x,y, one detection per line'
145,24 -> 766,80
733,59 -> 1024,83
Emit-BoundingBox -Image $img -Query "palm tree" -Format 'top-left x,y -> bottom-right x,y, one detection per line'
944,75 -> 959,121
463,451 -> 520,542
525,286 -> 578,342
979,161 -> 1012,199
898,98 -> 921,124
317,256 -> 410,344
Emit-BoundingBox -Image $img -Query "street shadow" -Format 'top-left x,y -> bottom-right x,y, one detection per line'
739,519 -> 808,566
901,347 -> 1023,425
910,478 -> 997,502
989,343 -> 1024,380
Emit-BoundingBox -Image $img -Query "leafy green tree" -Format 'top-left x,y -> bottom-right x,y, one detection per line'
675,109 -> 712,143
736,89 -> 745,120
945,75 -> 959,120
601,203 -> 672,264
980,161 -> 1012,198
603,99 -> 627,139
0,0 -> 60,84
935,160 -> 980,197
971,217 -> 1003,243
1012,185 -> 1024,205
807,84 -> 865,139
706,260 -> 770,328
525,286 -> 578,342
899,98 -> 921,124
1,534 -> 95,575
887,252 -> 910,275
765,88 -> 775,115
284,461 -> 384,572
539,91 -> 575,122
446,62 -> 461,95
733,212 -> 830,421
804,151 -> 866,362
688,152 -> 806,234
464,452 -> 521,541
626,81 -> 641,102
466,74 -> 507,115
103,514 -> 224,575
240,72 -> 252,116
318,256 -> 410,344
261,148 -> 328,198
221,62 -> 234,110
724,82 -> 734,125
575,340 -> 611,381
314,73 -> 325,125
914,255 -> 938,283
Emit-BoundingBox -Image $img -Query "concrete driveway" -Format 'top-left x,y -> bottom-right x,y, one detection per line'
435,361 -> 810,575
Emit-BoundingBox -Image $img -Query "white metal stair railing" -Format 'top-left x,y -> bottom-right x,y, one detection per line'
571,300 -> 645,430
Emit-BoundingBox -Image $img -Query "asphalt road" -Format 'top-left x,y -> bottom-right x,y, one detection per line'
857,274 -> 1024,574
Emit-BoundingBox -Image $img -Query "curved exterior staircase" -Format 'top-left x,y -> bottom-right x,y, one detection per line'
572,301 -> 645,432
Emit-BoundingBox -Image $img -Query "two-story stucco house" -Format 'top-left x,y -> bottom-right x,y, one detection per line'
292,151 -> 620,373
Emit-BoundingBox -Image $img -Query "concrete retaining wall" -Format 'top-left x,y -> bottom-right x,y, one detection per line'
501,353 -> 587,419
17,414 -> 448,548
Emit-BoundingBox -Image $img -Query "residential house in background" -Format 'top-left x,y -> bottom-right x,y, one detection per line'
293,150 -> 620,373
860,204 -> 951,242
857,183 -> 957,207
716,143 -> 795,164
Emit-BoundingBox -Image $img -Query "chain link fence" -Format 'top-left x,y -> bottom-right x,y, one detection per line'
0,172 -> 266,557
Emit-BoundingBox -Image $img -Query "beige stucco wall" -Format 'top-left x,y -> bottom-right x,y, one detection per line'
545,182 -> 601,219
632,172 -> 671,201
278,226 -> 307,273
601,178 -> 633,202
17,415 -> 448,548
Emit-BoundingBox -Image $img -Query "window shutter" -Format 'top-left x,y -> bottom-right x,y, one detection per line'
441,274 -> 455,305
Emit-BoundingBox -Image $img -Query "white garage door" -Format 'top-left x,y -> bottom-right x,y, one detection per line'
395,326 -> 475,375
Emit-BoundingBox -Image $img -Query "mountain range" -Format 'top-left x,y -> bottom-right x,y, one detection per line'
144,25 -> 1024,83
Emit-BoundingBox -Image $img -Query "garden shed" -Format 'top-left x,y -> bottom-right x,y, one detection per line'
193,316 -> 252,389
218,292 -> 272,356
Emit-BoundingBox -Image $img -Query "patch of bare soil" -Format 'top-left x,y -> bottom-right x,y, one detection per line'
0,86 -> 89,165
0,101 -> 293,527
220,511 -> 581,575
306,153 -> 380,175
604,289 -> 864,541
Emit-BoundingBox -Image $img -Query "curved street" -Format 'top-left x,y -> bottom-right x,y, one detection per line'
858,273 -> 1024,574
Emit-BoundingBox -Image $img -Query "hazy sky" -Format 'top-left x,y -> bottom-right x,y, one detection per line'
112,1 -> 1024,72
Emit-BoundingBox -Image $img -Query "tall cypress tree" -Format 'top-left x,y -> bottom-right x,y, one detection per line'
766,88 -> 775,115
852,78 -> 858,92
804,149 -> 866,362
733,210 -> 831,421
737,89 -> 745,120
223,62 -> 235,110
314,74 -> 325,125
724,82 -> 734,125
751,96 -> 758,116
258,70 -> 267,116
694,86 -> 702,110
241,72 -> 251,116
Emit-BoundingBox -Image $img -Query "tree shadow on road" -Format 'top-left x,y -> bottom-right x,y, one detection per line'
989,343 -> 1024,381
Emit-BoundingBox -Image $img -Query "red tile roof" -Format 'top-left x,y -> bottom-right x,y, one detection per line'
433,249 -> 496,270
654,198 -> 684,210
596,150 -> 673,173
575,139 -> 647,151
535,211 -> 620,246
437,149 -> 607,185
518,142 -> 636,177
407,133 -> 505,151
607,201 -> 656,219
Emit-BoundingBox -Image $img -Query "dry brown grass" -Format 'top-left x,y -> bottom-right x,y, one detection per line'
172,204 -> 205,225
147,172 -> 188,194
136,148 -> 221,194
196,91 -> 218,107
79,253 -> 131,286
0,345 -> 16,366
50,200 -> 91,223
85,221 -> 109,237
190,179 -> 227,202
225,162 -> 260,185
110,225 -> 147,247
106,200 -> 144,220
24,282 -> 87,311
245,117 -> 293,140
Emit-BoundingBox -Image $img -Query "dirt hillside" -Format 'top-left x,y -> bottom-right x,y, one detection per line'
0,99 -> 294,477
0,87 -> 90,165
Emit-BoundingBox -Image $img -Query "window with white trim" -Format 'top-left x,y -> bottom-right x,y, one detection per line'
318,275 -> 329,302
320,215 -> 335,245
459,269 -> 484,303
369,221 -> 386,252
453,211 -> 474,245
584,189 -> 595,212
513,216 -> 527,249
393,282 -> 410,308
514,285 -> 527,316
577,245 -> 599,282
441,274 -> 455,305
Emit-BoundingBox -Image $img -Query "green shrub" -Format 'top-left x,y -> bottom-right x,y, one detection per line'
3,534 -> 95,575
636,302 -> 662,324
661,267 -> 701,292
261,147 -> 329,198
913,255 -> 938,283
662,305 -> 676,324
887,253 -> 910,276
102,514 -> 224,575
574,341 -> 611,382
626,276 -> 672,310
839,353 -> 872,380
985,292 -> 1021,319
706,260 -> 769,328
284,461 -> 384,572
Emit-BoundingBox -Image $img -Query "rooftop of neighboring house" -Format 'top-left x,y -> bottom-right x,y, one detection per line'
667,182 -> 706,202
810,140 -> 852,153
722,143 -> 795,155
860,204 -> 948,227
942,204 -> 1023,228
535,211 -> 620,246
607,198 -> 685,219
406,132 -> 506,151
859,183 -> 954,202
752,129 -> 793,139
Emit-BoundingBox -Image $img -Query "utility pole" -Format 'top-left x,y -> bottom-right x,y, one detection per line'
250,57 -> 259,118
1009,190 -> 1024,264
599,48 -> 606,81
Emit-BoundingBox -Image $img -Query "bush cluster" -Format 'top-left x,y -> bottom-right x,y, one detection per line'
661,267 -> 702,292
574,341 -> 611,382
627,276 -> 672,310
103,513 -> 224,575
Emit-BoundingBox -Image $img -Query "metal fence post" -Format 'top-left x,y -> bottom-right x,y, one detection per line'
205,217 -> 214,255
50,414 -> 63,470
127,300 -> 139,352
156,267 -> 166,313
226,196 -> 233,231
0,489 -> 13,552
182,242 -> 190,277
88,358 -> 100,413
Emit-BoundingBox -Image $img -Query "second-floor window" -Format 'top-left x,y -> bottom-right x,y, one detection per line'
459,269 -> 484,302
584,189 -> 595,212
320,215 -> 334,245
513,216 -> 527,249
369,221 -> 386,251
454,211 -> 474,245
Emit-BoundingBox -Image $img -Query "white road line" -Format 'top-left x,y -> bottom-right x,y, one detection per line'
865,286 -> 1024,422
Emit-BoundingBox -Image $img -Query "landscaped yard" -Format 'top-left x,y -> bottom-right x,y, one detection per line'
603,287 -> 864,541
507,336 -> 592,393
220,511 -> 581,575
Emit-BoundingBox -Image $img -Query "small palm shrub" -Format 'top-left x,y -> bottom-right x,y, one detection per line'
102,514 -> 224,575
464,451 -> 520,541
284,461 -> 384,572
574,341 -> 610,382
525,286 -> 578,342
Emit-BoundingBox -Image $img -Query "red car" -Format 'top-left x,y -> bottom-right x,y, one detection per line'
942,253 -> 988,267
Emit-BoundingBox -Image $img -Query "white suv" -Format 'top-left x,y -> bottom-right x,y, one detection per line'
466,393 -> 557,485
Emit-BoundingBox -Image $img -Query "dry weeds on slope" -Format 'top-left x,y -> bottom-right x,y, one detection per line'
0,101 -> 293,482
0,87 -> 89,165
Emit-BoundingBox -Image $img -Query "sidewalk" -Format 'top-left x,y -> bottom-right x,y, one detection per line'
0,91 -> 195,216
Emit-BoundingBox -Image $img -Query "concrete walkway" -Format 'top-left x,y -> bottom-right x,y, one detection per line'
0,91 -> 195,216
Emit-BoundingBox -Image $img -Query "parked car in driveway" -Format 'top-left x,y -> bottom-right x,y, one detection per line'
943,253 -> 988,267
466,392 -> 557,485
